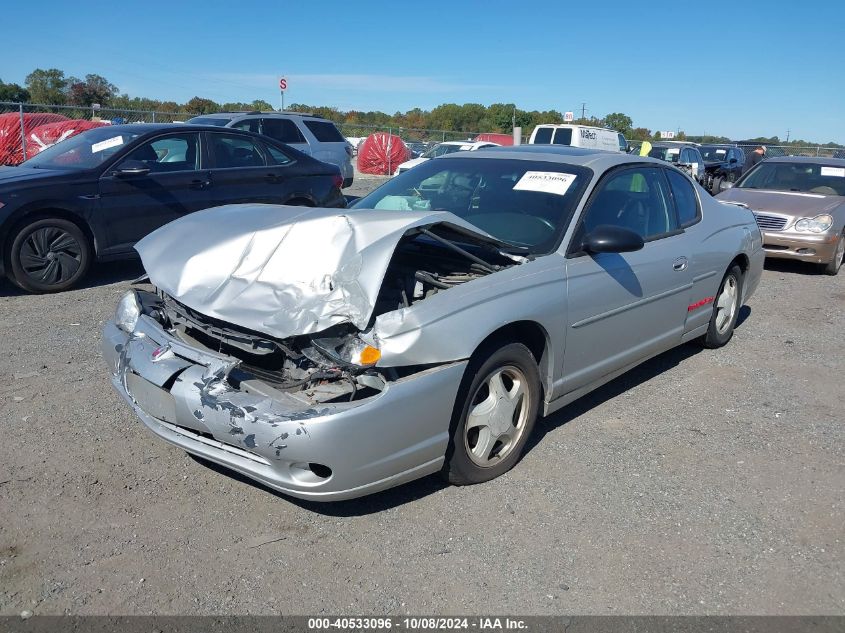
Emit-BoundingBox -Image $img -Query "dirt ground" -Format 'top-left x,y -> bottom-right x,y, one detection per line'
0,179 -> 842,615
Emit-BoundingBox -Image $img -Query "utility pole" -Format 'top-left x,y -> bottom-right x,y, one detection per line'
786,129 -> 790,143
580,102 -> 587,120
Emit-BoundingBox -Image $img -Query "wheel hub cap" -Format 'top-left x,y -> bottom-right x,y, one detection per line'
464,366 -> 530,467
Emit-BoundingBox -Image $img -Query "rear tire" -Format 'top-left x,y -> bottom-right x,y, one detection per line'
8,217 -> 91,293
702,264 -> 743,348
823,234 -> 844,276
442,342 -> 540,485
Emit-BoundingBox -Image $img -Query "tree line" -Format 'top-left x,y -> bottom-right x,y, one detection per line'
1,68 -> 841,147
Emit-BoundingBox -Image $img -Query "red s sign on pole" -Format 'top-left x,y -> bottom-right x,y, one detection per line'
279,76 -> 287,111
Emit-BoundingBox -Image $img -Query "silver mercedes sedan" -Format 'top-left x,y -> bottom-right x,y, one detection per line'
102,146 -> 764,501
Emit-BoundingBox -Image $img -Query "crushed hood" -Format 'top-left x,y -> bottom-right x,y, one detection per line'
136,204 -> 501,340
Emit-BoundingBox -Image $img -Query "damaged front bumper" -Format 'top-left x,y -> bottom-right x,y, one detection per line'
102,316 -> 466,501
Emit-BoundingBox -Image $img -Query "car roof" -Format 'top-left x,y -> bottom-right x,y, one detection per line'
189,111 -> 321,120
440,140 -> 489,146
451,144 -> 666,169
764,155 -> 845,166
97,123 -> 266,135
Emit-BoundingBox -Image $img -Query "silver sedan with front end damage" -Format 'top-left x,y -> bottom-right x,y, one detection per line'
102,147 -> 764,501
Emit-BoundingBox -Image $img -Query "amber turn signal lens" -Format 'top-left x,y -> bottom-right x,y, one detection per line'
359,346 -> 381,365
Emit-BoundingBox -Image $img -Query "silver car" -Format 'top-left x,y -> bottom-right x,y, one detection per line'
102,147 -> 764,501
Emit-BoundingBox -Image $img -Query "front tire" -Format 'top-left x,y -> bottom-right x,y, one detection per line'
823,234 -> 844,276
442,342 -> 541,485
702,264 -> 743,348
8,218 -> 91,293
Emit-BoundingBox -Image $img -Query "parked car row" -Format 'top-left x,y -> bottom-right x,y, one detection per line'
4,108 -> 842,502
0,123 -> 346,292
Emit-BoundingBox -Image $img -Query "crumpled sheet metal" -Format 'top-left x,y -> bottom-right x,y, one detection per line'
136,203 -> 498,340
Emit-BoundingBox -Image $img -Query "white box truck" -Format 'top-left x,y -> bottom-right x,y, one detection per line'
529,124 -> 627,153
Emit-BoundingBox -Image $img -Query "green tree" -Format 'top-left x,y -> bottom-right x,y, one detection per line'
604,112 -> 633,136
25,68 -> 68,104
185,96 -> 220,114
629,127 -> 652,140
0,79 -> 30,102
66,73 -> 118,106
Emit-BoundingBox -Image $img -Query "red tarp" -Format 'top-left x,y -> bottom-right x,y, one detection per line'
474,133 -> 514,146
26,119 -> 110,157
357,132 -> 410,175
0,112 -> 70,165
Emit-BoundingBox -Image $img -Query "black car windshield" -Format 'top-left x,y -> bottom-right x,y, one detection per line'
21,127 -> 142,170
422,143 -> 468,158
186,116 -> 232,126
737,162 -> 845,196
701,146 -> 730,161
352,157 -> 592,254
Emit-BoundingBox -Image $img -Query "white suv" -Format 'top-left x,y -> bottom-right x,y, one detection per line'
187,111 -> 354,187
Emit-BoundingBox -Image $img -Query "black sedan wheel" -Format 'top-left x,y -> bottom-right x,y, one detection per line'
9,218 -> 91,293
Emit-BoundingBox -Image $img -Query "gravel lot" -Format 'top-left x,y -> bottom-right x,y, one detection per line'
1,176 -> 842,616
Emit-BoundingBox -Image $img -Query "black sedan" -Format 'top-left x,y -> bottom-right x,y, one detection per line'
0,124 -> 346,292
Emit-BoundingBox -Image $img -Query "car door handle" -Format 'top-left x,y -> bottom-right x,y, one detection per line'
265,173 -> 280,183
190,178 -> 211,190
673,257 -> 688,271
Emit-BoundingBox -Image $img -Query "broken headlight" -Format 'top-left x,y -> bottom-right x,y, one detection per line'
115,291 -> 141,332
310,335 -> 381,368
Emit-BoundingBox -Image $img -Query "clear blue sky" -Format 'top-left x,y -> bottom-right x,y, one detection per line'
1,0 -> 843,143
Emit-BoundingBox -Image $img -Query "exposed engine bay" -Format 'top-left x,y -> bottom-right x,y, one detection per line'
137,228 -> 518,406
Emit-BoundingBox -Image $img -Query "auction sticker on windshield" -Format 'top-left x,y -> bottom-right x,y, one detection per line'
91,136 -> 124,153
513,171 -> 577,196
820,166 -> 845,178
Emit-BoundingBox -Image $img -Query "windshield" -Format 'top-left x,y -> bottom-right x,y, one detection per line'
352,157 -> 592,253
186,116 -> 232,126
422,143 -> 468,158
648,146 -> 680,163
737,162 -> 845,195
701,146 -> 730,161
21,127 -> 142,170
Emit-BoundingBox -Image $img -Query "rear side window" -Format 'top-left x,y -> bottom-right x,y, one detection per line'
553,129 -> 572,145
532,127 -> 553,144
261,118 -> 306,144
303,120 -> 345,142
209,134 -> 266,168
231,119 -> 260,133
665,169 -> 699,227
265,144 -> 293,166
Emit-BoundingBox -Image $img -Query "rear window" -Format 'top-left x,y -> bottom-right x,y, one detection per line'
187,116 -> 231,127
553,129 -> 572,145
303,120 -> 345,142
532,127 -> 553,144
261,118 -> 306,144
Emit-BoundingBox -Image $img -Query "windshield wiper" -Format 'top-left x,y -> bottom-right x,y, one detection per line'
419,228 -> 501,273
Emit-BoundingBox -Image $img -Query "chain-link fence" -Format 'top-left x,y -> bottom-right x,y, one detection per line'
3,99 -> 843,167
0,101 -> 197,164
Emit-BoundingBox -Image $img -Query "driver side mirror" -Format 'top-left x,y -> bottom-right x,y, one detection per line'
582,225 -> 644,254
113,160 -> 150,177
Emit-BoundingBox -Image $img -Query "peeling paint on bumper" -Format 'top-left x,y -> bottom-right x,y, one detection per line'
102,317 -> 467,501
